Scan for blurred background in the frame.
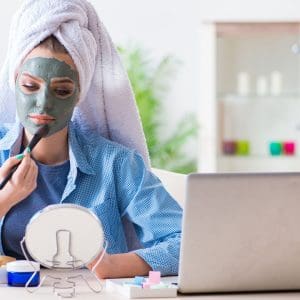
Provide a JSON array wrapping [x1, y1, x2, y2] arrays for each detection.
[[2, 0, 300, 174]]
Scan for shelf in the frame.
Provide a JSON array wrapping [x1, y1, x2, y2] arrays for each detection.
[[218, 94, 300, 101], [219, 155, 300, 159], [218, 155, 300, 172], [216, 22, 300, 38], [198, 22, 300, 173]]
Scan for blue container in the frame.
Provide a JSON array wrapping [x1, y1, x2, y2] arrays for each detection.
[[6, 260, 40, 287], [269, 141, 282, 156]]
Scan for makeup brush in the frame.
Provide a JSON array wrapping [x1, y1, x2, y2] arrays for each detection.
[[0, 125, 50, 190], [26, 125, 50, 153]]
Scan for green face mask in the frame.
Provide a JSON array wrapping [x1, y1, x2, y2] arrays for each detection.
[[15, 57, 79, 136]]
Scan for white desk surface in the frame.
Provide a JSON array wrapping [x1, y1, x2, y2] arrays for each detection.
[[1, 269, 300, 299]]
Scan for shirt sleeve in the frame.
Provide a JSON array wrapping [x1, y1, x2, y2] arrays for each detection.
[[0, 126, 12, 255], [117, 150, 182, 276]]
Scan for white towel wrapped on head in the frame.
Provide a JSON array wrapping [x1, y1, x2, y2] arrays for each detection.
[[0, 0, 150, 167]]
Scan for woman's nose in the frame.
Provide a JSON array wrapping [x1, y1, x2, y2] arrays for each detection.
[[36, 87, 53, 110]]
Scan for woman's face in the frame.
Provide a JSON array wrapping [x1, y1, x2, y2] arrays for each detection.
[[15, 47, 80, 137]]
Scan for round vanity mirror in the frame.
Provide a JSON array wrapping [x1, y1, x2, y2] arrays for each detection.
[[24, 204, 104, 269]]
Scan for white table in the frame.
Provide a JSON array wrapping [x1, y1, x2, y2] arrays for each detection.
[[1, 269, 300, 299]]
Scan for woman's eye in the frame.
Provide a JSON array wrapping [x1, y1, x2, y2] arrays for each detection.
[[22, 84, 39, 91], [54, 88, 73, 97]]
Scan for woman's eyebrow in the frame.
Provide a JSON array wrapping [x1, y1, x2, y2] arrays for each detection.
[[21, 72, 41, 81], [51, 77, 74, 84]]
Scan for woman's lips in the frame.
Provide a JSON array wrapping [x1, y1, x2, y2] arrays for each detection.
[[29, 114, 55, 125]]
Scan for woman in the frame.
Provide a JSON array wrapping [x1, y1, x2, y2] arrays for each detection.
[[0, 0, 182, 279]]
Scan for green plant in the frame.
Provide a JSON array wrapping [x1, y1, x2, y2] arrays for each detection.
[[118, 45, 198, 174]]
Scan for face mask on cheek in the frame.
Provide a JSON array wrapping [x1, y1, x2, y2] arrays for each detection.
[[15, 57, 80, 136]]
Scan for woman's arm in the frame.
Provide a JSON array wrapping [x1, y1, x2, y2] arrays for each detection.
[[89, 150, 182, 279], [114, 151, 182, 277]]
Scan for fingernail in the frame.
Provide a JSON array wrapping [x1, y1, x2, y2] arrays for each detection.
[[25, 147, 31, 154], [15, 153, 25, 160]]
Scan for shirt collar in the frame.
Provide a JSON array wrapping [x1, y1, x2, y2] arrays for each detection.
[[68, 122, 96, 175], [0, 121, 95, 175]]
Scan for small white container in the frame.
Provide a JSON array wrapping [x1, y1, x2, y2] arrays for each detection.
[[256, 75, 268, 96], [237, 72, 250, 96], [6, 260, 40, 287], [270, 71, 283, 96]]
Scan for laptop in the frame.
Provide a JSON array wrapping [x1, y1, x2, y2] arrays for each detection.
[[178, 172, 300, 293]]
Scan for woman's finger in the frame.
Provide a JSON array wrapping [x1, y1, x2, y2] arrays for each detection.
[[13, 154, 31, 182], [24, 160, 38, 189]]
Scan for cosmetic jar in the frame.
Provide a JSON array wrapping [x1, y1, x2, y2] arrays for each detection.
[[6, 260, 40, 287]]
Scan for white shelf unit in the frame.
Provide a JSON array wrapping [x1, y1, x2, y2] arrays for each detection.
[[198, 22, 300, 173], [218, 156, 300, 173]]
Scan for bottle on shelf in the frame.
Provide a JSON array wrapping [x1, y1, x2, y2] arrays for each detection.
[[256, 75, 268, 96], [270, 71, 282, 96], [237, 72, 250, 96]]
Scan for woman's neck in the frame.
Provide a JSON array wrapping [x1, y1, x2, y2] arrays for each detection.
[[23, 127, 69, 165]]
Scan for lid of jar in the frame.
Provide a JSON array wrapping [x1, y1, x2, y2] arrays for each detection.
[[6, 260, 40, 273]]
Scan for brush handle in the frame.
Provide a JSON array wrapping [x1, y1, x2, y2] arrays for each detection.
[[27, 133, 43, 152]]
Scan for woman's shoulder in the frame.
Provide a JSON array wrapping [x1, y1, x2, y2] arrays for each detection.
[[71, 124, 140, 162], [0, 124, 16, 165]]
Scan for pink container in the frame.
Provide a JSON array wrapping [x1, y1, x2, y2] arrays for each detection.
[[222, 140, 236, 155], [283, 141, 295, 155]]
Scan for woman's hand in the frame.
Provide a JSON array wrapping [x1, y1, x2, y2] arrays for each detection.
[[0, 152, 38, 217], [87, 251, 151, 279], [87, 250, 112, 279]]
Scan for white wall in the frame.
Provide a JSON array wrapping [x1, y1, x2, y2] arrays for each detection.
[[1, 0, 300, 157], [88, 0, 300, 124]]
